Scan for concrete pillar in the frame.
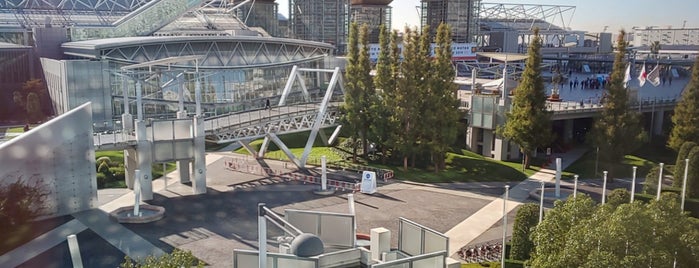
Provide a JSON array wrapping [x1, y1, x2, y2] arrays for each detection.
[[121, 113, 133, 133], [192, 116, 207, 194], [135, 120, 153, 200], [124, 148, 137, 189], [493, 137, 506, 161], [370, 227, 390, 261], [176, 111, 190, 183], [652, 110, 664, 136], [564, 119, 574, 143]]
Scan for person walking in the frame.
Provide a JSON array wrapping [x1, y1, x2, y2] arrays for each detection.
[[265, 98, 271, 110]]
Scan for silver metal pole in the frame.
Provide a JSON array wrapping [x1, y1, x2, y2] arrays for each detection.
[[573, 175, 579, 199], [681, 159, 689, 210], [630, 166, 637, 203], [539, 182, 545, 224], [258, 203, 267, 268], [602, 171, 608, 204], [501, 185, 510, 268], [657, 163, 664, 201], [67, 234, 83, 268]]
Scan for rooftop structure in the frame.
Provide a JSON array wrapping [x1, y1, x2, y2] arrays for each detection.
[[420, 0, 480, 43], [632, 27, 699, 47], [350, 0, 392, 44], [289, 0, 349, 54]]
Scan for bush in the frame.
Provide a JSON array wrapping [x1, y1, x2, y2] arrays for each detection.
[[642, 166, 660, 194], [98, 161, 111, 174], [120, 249, 204, 268], [0, 177, 49, 227], [96, 173, 108, 188], [109, 167, 125, 182], [674, 141, 696, 187], [607, 188, 631, 207], [688, 146, 699, 198], [510, 203, 538, 261]]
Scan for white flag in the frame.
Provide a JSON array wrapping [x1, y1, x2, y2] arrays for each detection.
[[638, 63, 647, 87], [646, 64, 661, 87], [623, 64, 631, 88]]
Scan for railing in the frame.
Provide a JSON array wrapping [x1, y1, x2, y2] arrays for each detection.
[[203, 103, 335, 133], [93, 131, 136, 148], [546, 95, 679, 115]]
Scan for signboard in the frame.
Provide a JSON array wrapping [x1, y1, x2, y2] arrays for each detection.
[[360, 171, 377, 194], [368, 43, 478, 62]]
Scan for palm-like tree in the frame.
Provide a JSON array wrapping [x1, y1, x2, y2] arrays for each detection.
[[650, 41, 661, 59]]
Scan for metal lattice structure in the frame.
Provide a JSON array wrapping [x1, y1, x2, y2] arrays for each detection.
[[207, 104, 341, 143], [479, 2, 576, 32], [62, 36, 334, 68], [0, 0, 152, 27]]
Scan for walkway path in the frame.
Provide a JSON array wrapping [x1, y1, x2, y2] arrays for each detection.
[[445, 147, 587, 256]]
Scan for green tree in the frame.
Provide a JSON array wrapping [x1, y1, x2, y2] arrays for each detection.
[[510, 203, 539, 260], [642, 165, 661, 194], [394, 27, 424, 170], [687, 146, 699, 198], [673, 141, 696, 187], [357, 24, 375, 158], [424, 23, 461, 172], [606, 188, 631, 207], [0, 177, 49, 228], [668, 56, 699, 150], [120, 249, 204, 268], [530, 194, 597, 267], [342, 22, 362, 161], [498, 28, 553, 170], [589, 30, 645, 178], [12, 79, 48, 122], [530, 193, 699, 267], [650, 41, 662, 59], [371, 25, 398, 163]]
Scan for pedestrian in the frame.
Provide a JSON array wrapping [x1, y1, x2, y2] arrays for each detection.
[[661, 76, 666, 86], [669, 75, 672, 85], [265, 98, 271, 110], [569, 80, 573, 90]]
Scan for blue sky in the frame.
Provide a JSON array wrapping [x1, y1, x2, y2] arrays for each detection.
[[278, 0, 699, 33]]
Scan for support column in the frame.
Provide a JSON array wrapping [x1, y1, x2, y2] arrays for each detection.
[[564, 119, 574, 143], [493, 136, 506, 161], [192, 116, 207, 194], [124, 148, 137, 189], [121, 113, 133, 133], [177, 111, 190, 183], [652, 110, 664, 136], [135, 120, 153, 200]]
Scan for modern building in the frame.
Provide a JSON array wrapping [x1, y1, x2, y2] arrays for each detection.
[[232, 0, 281, 37], [420, 0, 480, 43], [350, 0, 392, 43], [632, 27, 699, 47], [289, 0, 349, 53]]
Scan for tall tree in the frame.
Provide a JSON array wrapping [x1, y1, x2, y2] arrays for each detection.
[[395, 27, 423, 170], [342, 22, 362, 162], [357, 24, 375, 158], [510, 203, 539, 261], [673, 141, 696, 187], [650, 41, 662, 59], [589, 30, 645, 177], [668, 56, 699, 151], [370, 25, 398, 163], [425, 23, 461, 172], [530, 193, 699, 267], [498, 28, 553, 169], [687, 146, 699, 198]]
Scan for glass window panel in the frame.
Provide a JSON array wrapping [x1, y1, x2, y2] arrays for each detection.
[[173, 119, 192, 139], [153, 142, 174, 162], [400, 222, 422, 256], [153, 121, 173, 140], [413, 255, 445, 268], [320, 215, 354, 247], [174, 140, 194, 159], [483, 97, 494, 113], [472, 113, 482, 128], [424, 232, 447, 254], [483, 114, 493, 129]]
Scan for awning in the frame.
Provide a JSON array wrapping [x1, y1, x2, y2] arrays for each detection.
[[476, 52, 528, 62]]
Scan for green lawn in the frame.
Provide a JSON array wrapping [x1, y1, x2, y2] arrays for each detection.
[[565, 142, 676, 180], [95, 150, 177, 188]]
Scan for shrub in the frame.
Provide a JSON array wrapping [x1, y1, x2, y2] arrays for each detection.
[[0, 177, 49, 227], [687, 146, 699, 198], [96, 173, 108, 188], [642, 166, 660, 194], [96, 156, 112, 165], [98, 161, 111, 174], [109, 167, 125, 182], [606, 188, 630, 207], [674, 141, 696, 187], [120, 249, 204, 268], [510, 203, 539, 261]]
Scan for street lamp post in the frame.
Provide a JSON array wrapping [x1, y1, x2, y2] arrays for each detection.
[[657, 163, 664, 200], [681, 159, 689, 210], [602, 171, 608, 204], [501, 185, 510, 268], [630, 166, 637, 203]]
